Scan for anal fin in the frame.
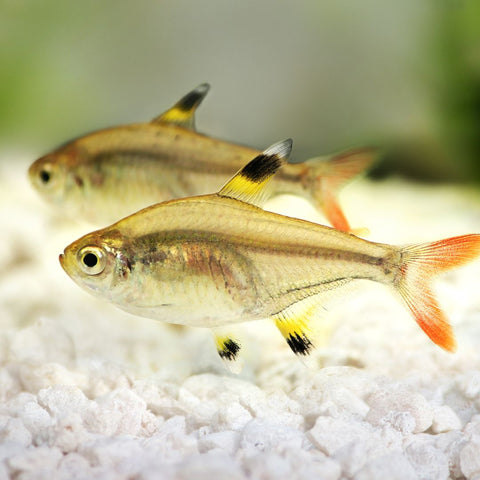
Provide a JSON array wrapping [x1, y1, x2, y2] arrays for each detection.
[[272, 298, 327, 356]]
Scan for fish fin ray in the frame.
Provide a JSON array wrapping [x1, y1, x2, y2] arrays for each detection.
[[322, 189, 352, 234], [397, 234, 480, 352], [152, 83, 210, 129], [306, 147, 378, 232], [218, 139, 292, 207], [272, 297, 327, 356], [213, 329, 243, 373]]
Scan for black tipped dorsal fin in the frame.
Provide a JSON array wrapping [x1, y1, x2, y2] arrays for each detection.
[[152, 83, 211, 130], [218, 139, 292, 207]]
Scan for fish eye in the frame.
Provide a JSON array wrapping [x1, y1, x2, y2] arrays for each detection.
[[36, 162, 56, 187], [40, 169, 51, 184], [77, 246, 107, 275]]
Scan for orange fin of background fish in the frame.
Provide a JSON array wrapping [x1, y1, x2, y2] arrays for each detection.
[[152, 83, 210, 130], [307, 147, 378, 232], [397, 234, 480, 352], [218, 139, 292, 207], [322, 189, 352, 233]]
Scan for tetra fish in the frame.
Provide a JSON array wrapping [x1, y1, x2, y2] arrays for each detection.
[[59, 139, 480, 365], [29, 83, 375, 230]]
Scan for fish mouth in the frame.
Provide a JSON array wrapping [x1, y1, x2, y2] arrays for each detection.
[[59, 253, 65, 268]]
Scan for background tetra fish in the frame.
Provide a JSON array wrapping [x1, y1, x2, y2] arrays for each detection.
[[29, 84, 375, 230], [59, 139, 480, 366]]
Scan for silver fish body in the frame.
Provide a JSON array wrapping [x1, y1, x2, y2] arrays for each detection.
[[61, 194, 398, 328], [30, 84, 375, 231], [60, 139, 480, 359]]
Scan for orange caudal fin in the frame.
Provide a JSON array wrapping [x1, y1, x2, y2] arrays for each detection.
[[397, 234, 480, 351], [305, 147, 377, 233]]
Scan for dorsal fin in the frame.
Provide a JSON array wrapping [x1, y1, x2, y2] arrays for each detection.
[[152, 83, 210, 130], [218, 139, 292, 207]]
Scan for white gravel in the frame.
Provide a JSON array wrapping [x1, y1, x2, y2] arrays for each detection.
[[2, 153, 480, 479]]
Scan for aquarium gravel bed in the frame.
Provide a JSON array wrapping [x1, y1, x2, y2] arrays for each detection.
[[2, 156, 480, 479]]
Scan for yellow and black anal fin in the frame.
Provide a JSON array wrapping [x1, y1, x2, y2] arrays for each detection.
[[213, 330, 243, 373], [272, 299, 322, 357], [218, 139, 292, 207], [152, 83, 211, 130]]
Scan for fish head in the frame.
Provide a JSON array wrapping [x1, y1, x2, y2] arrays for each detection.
[[59, 229, 133, 302], [28, 145, 88, 211]]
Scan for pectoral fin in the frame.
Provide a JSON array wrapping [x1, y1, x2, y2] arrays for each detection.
[[152, 83, 210, 130], [213, 329, 243, 373], [218, 139, 292, 207]]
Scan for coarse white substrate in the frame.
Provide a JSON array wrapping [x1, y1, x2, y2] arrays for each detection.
[[2, 154, 480, 480]]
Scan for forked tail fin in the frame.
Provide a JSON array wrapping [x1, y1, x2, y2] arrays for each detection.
[[305, 147, 377, 233], [396, 234, 480, 351]]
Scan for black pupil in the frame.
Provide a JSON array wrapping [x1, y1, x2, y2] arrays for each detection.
[[83, 253, 98, 268], [40, 170, 51, 183]]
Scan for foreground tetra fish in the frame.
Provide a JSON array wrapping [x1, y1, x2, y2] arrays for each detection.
[[59, 140, 480, 363], [29, 83, 374, 231]]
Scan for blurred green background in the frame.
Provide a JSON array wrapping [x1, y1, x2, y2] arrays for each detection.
[[1, 0, 479, 181]]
